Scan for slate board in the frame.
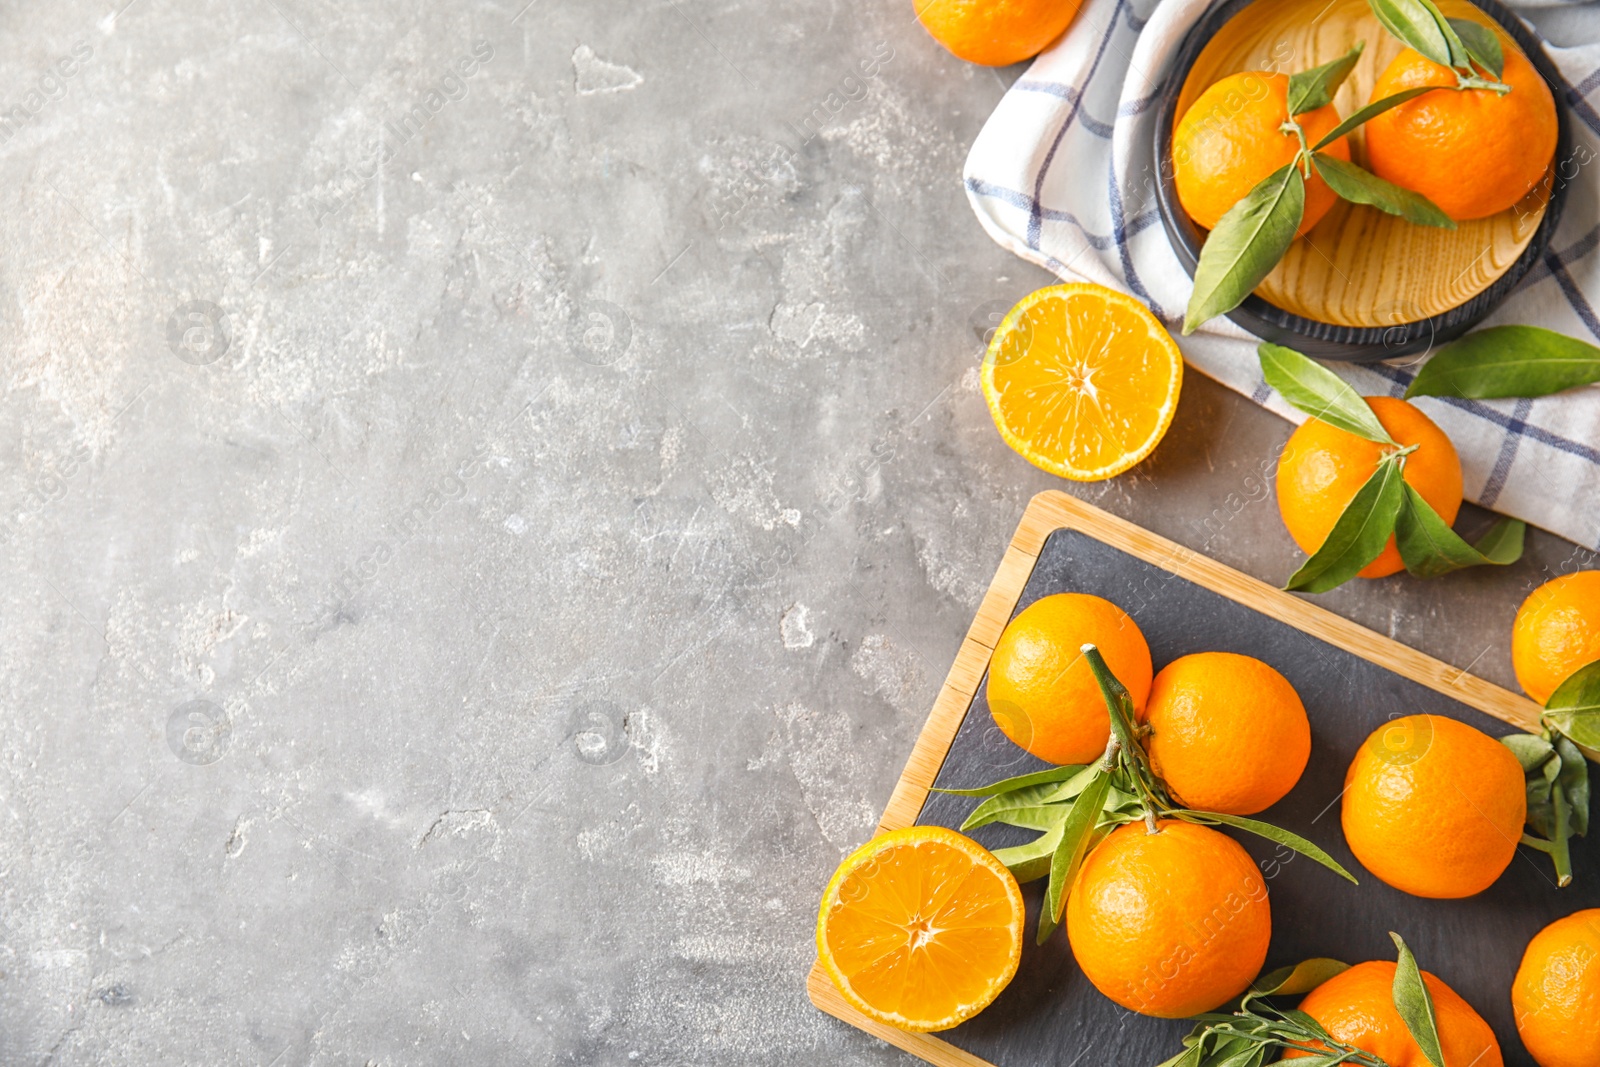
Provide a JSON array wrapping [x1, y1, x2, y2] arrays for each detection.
[[808, 493, 1594, 1067]]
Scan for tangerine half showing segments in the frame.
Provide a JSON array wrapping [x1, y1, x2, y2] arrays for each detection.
[[986, 592, 1153, 765], [981, 284, 1183, 482], [1066, 820, 1271, 1018], [1341, 714, 1525, 899], [1144, 652, 1311, 815], [1173, 71, 1351, 237], [1276, 397, 1462, 580], [1513, 909, 1600, 1067], [816, 825, 1025, 1032], [1284, 960, 1503, 1066]]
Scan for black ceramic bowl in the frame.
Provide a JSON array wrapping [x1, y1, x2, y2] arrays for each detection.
[[1152, 0, 1572, 361]]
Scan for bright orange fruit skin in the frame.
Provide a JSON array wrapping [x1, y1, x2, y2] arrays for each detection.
[[1284, 960, 1503, 1066], [1341, 714, 1526, 899], [1513, 909, 1600, 1067], [1066, 820, 1271, 1018], [987, 593, 1154, 765], [1276, 396, 1463, 579], [1365, 37, 1557, 221], [1512, 571, 1600, 704], [914, 0, 1085, 67], [1173, 71, 1352, 238], [816, 825, 1025, 1032], [1144, 652, 1311, 815], [981, 283, 1185, 482]]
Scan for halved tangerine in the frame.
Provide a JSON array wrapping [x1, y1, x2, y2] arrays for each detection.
[[816, 825, 1024, 1032], [982, 284, 1183, 481]]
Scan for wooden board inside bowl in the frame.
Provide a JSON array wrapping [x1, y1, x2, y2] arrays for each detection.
[[807, 491, 1590, 1067], [1175, 0, 1551, 328]]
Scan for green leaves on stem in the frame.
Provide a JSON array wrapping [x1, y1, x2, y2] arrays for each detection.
[[1261, 343, 1525, 593], [1502, 660, 1600, 886], [1152, 936, 1446, 1067], [1405, 326, 1600, 400], [1367, 0, 1509, 91], [944, 645, 1354, 944], [1183, 48, 1453, 334]]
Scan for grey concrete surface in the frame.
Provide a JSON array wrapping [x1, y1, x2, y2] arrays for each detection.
[[1, 1, 1595, 1064]]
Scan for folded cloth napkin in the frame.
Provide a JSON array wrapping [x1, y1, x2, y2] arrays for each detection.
[[964, 0, 1600, 550]]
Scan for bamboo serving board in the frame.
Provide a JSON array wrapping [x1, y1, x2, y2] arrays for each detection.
[[807, 491, 1588, 1067], [1174, 0, 1551, 328]]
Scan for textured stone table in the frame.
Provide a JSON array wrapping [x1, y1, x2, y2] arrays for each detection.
[[1, 1, 1594, 1063]]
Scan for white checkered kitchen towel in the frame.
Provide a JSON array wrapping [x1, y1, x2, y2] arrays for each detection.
[[964, 0, 1600, 549]]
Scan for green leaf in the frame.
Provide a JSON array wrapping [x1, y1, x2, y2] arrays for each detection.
[[962, 781, 1063, 831], [1184, 165, 1305, 334], [1280, 1009, 1334, 1041], [1556, 734, 1590, 837], [1390, 933, 1447, 1067], [1288, 42, 1365, 114], [1404, 326, 1600, 400], [1174, 810, 1359, 883], [1311, 154, 1455, 229], [979, 804, 1075, 832], [1526, 749, 1562, 839], [1038, 769, 1112, 944], [1247, 958, 1351, 1001], [1500, 732, 1556, 773], [1284, 456, 1406, 593], [1367, 0, 1454, 66], [1157, 1044, 1206, 1067], [931, 765, 1084, 797], [1544, 660, 1600, 750], [1314, 86, 1438, 150], [1449, 18, 1504, 77], [1394, 483, 1525, 578], [1038, 763, 1104, 804], [990, 821, 1065, 883], [1259, 342, 1395, 443]]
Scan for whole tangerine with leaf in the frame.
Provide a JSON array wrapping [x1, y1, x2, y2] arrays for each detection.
[[1363, 20, 1558, 221], [986, 592, 1153, 765], [914, 0, 1084, 67], [815, 825, 1024, 1032], [1259, 343, 1523, 593], [1157, 935, 1498, 1067], [1144, 651, 1311, 815], [1285, 953, 1503, 1066], [1342, 713, 1526, 898], [1173, 71, 1351, 238], [1277, 394, 1462, 580], [1513, 908, 1600, 1067], [1512, 571, 1600, 704]]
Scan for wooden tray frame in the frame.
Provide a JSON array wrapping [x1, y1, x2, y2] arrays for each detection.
[[806, 490, 1545, 1067]]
